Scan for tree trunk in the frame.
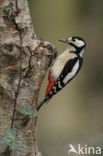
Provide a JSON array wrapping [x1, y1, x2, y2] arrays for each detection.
[[0, 0, 56, 155]]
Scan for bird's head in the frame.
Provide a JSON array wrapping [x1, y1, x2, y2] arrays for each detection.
[[59, 36, 86, 54]]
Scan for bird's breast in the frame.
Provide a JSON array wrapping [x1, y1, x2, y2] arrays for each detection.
[[50, 50, 77, 81]]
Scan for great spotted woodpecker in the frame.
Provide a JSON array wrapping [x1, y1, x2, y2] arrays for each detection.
[[37, 36, 86, 111]]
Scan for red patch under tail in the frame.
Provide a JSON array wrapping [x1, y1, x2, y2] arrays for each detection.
[[45, 71, 54, 96]]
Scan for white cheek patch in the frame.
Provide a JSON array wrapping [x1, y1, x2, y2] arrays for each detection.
[[63, 60, 79, 84], [75, 39, 84, 47]]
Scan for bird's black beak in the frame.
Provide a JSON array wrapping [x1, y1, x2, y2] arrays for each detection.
[[58, 39, 70, 44]]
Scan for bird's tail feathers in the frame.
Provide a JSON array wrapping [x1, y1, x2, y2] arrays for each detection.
[[37, 96, 49, 111]]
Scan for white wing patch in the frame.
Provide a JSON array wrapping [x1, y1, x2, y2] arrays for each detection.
[[58, 81, 62, 89], [63, 60, 79, 84], [53, 86, 57, 93]]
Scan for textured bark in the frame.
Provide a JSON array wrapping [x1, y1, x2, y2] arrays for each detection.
[[0, 0, 56, 155]]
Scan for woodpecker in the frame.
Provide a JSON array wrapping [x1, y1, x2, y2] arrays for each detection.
[[37, 36, 86, 111]]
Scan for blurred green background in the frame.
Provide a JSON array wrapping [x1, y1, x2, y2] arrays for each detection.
[[29, 0, 103, 155]]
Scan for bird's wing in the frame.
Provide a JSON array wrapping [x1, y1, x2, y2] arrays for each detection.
[[60, 57, 78, 77]]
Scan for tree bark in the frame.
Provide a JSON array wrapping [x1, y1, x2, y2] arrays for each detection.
[[0, 0, 56, 155]]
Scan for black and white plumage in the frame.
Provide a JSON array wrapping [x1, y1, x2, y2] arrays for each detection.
[[37, 36, 86, 111]]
